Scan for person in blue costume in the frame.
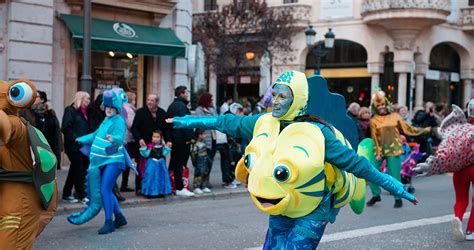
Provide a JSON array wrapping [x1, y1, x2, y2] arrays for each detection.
[[167, 71, 417, 248], [67, 88, 133, 235]]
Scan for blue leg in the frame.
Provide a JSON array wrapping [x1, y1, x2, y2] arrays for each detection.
[[285, 219, 327, 249], [263, 215, 294, 250], [98, 163, 123, 234]]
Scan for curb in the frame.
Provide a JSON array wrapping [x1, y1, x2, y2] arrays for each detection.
[[56, 188, 249, 216]]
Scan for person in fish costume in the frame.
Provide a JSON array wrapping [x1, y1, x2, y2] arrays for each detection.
[[365, 90, 430, 208], [0, 80, 58, 249], [168, 71, 416, 248], [414, 102, 474, 241], [67, 88, 136, 235]]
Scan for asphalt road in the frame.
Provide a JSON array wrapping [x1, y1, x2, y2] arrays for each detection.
[[35, 174, 474, 249]]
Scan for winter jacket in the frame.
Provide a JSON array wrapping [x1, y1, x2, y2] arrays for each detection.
[[61, 105, 93, 153]]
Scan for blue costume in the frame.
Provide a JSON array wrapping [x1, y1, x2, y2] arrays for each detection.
[[140, 143, 172, 196], [172, 71, 415, 248], [67, 88, 135, 235]]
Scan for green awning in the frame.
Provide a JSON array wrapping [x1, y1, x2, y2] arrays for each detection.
[[60, 14, 185, 57]]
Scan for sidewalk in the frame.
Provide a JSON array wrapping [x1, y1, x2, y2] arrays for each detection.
[[56, 156, 247, 215]]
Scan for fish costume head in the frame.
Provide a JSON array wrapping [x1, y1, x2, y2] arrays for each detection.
[[271, 71, 308, 121], [0, 80, 37, 115], [102, 87, 128, 113]]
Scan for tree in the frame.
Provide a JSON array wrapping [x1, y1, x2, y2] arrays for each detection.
[[193, 0, 297, 101]]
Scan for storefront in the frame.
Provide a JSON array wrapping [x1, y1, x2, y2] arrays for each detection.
[[305, 40, 371, 106], [60, 14, 186, 106]]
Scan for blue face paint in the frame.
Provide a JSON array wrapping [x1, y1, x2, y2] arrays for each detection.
[[272, 84, 293, 118]]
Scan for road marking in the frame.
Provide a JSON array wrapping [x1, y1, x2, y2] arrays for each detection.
[[246, 212, 470, 249]]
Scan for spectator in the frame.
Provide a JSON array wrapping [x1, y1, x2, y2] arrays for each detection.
[[191, 129, 210, 194], [194, 92, 217, 192], [31, 90, 63, 169], [412, 101, 439, 159], [131, 94, 168, 194], [167, 86, 195, 197], [61, 91, 93, 203], [121, 92, 137, 192], [357, 106, 371, 139], [397, 105, 411, 125], [220, 96, 233, 114], [347, 102, 364, 143], [252, 95, 266, 115]]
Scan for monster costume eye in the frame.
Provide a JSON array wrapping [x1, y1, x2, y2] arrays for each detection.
[[8, 81, 35, 107], [273, 165, 290, 182], [244, 153, 256, 170], [120, 92, 128, 102]]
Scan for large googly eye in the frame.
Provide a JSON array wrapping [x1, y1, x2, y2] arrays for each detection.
[[244, 152, 256, 170], [273, 165, 291, 183], [8, 80, 36, 108], [120, 92, 128, 103]]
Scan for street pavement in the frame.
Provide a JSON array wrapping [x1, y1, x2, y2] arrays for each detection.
[[36, 172, 474, 249]]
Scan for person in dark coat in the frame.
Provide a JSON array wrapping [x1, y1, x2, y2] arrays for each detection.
[[32, 91, 63, 169], [166, 86, 195, 196], [131, 94, 169, 194], [412, 101, 439, 160], [61, 91, 93, 203], [347, 102, 364, 143]]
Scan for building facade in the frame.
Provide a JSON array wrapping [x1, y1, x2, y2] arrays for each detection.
[[194, 0, 474, 109], [0, 0, 193, 118]]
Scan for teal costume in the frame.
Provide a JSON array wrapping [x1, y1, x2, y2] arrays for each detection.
[[172, 72, 414, 248], [67, 88, 134, 235]]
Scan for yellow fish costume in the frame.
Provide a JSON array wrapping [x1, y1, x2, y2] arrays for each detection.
[[172, 71, 415, 248]]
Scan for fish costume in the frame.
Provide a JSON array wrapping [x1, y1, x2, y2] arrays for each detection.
[[414, 103, 474, 240], [0, 80, 58, 249], [172, 71, 415, 248], [67, 88, 136, 235]]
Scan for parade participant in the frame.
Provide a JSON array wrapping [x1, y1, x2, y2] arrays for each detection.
[[415, 102, 474, 241], [167, 71, 416, 248], [0, 80, 58, 249], [367, 90, 430, 208], [139, 130, 172, 197], [67, 88, 134, 235]]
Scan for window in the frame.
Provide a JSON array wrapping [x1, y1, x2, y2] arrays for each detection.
[[283, 0, 298, 3], [204, 0, 218, 11], [470, 0, 474, 6]]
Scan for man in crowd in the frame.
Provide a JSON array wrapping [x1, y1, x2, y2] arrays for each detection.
[[131, 94, 168, 194], [167, 86, 195, 197]]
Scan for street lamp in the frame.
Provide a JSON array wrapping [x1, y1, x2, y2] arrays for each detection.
[[305, 26, 335, 75]]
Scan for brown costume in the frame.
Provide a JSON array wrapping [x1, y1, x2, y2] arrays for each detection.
[[0, 80, 57, 249]]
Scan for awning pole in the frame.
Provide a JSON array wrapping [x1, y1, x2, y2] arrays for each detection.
[[80, 0, 92, 93]]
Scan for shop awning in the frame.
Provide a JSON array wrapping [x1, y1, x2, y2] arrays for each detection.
[[60, 14, 185, 57]]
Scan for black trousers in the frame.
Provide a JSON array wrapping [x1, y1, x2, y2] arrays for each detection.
[[63, 151, 89, 200], [209, 143, 233, 184], [122, 142, 138, 189], [169, 141, 190, 191]]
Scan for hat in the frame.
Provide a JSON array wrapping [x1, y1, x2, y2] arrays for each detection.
[[229, 102, 243, 114]]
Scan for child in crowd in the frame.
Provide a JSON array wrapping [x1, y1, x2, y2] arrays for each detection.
[[191, 129, 211, 194], [139, 130, 172, 198]]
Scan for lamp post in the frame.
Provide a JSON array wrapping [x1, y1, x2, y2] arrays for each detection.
[[80, 0, 92, 93], [305, 26, 335, 75]]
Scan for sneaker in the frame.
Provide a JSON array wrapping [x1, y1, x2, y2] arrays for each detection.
[[452, 217, 465, 240], [176, 189, 195, 197], [81, 198, 90, 205], [194, 188, 204, 194], [393, 199, 403, 208], [466, 231, 474, 241], [366, 196, 381, 207], [202, 187, 212, 193], [232, 179, 241, 186], [63, 196, 79, 203], [224, 183, 238, 189]]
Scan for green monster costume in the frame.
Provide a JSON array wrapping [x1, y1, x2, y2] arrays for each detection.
[[366, 90, 429, 208]]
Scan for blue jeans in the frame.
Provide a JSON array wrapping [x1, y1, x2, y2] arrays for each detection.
[[101, 163, 123, 220]]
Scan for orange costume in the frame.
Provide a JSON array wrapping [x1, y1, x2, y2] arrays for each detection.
[[0, 80, 57, 249]]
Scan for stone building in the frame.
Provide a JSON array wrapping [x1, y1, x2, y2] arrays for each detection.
[[194, 0, 473, 109], [0, 0, 193, 118]]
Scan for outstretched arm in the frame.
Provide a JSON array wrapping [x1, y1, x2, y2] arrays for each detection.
[[169, 113, 263, 140], [0, 110, 12, 145], [320, 124, 416, 204]]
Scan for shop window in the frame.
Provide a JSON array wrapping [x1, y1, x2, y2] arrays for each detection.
[[78, 51, 141, 99], [204, 0, 218, 11], [306, 40, 367, 68], [469, 0, 474, 6], [284, 0, 298, 3]]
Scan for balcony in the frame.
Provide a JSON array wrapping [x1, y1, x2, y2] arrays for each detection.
[[361, 0, 451, 29], [272, 4, 312, 28], [461, 7, 474, 34]]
